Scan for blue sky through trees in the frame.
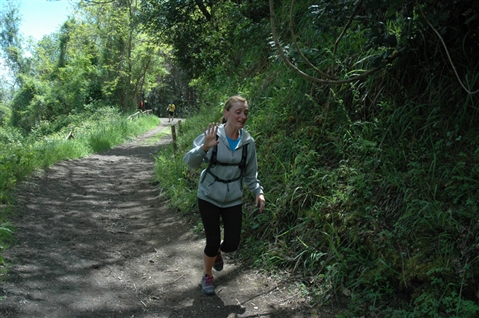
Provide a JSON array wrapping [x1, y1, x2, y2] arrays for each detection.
[[16, 0, 73, 40]]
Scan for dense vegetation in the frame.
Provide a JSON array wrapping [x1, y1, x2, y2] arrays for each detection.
[[149, 0, 479, 317], [2, 0, 479, 316]]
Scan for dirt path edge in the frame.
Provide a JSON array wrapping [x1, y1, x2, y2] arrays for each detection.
[[0, 120, 341, 318]]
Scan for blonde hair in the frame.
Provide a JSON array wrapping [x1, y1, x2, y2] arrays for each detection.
[[221, 95, 248, 124]]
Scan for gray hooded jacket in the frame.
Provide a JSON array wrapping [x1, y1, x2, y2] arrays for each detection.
[[184, 124, 263, 208]]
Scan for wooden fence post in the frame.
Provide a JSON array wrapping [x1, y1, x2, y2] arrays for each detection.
[[171, 125, 177, 153]]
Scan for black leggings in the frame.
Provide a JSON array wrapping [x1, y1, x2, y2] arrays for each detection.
[[198, 198, 243, 257]]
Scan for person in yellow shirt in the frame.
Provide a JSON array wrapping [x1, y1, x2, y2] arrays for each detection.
[[167, 103, 176, 122]]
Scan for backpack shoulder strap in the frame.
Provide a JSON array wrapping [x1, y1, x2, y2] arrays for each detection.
[[200, 138, 248, 185], [239, 143, 248, 172]]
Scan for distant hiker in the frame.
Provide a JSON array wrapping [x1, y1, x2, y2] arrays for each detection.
[[139, 100, 143, 110], [167, 103, 176, 122], [184, 95, 265, 295]]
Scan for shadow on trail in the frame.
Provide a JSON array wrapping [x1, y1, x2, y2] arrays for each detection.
[[1, 125, 318, 317], [1, 130, 186, 316]]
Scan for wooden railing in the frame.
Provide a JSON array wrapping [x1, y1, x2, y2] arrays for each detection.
[[127, 109, 152, 120]]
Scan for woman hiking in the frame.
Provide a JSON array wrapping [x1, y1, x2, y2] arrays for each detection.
[[184, 95, 265, 295]]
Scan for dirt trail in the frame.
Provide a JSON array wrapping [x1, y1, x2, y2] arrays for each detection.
[[0, 120, 338, 318]]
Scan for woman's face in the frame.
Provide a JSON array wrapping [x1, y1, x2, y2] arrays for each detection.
[[224, 101, 249, 130]]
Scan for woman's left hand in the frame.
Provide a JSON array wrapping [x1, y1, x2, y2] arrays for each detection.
[[256, 194, 265, 213]]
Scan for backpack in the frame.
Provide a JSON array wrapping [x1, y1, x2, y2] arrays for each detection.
[[201, 135, 248, 187]]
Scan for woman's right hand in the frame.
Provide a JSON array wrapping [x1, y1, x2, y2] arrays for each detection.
[[202, 123, 219, 152]]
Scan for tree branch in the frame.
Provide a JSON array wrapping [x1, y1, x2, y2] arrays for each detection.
[[269, 0, 389, 85], [288, 0, 337, 80], [419, 5, 479, 95], [194, 0, 212, 21], [333, 0, 364, 55]]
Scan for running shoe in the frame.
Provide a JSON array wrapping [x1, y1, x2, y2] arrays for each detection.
[[200, 274, 215, 295]]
